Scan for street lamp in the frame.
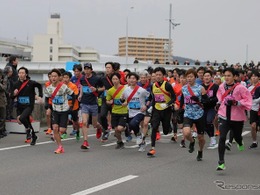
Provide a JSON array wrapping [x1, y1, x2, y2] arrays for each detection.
[[125, 6, 134, 65], [168, 4, 180, 63]]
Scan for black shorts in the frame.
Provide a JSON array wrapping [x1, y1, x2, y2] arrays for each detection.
[[111, 113, 128, 128], [250, 110, 259, 124], [52, 111, 69, 128], [177, 109, 184, 124], [183, 116, 205, 135], [69, 109, 79, 122], [151, 107, 172, 135]]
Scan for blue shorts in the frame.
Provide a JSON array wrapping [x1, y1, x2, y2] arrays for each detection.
[[80, 104, 98, 116]]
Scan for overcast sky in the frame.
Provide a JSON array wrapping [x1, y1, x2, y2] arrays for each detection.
[[1, 0, 259, 64]]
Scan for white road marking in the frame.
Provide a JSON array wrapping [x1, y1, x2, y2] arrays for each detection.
[[70, 175, 138, 195], [0, 133, 95, 152]]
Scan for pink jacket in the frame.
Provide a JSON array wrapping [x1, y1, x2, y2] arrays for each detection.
[[217, 83, 252, 121]]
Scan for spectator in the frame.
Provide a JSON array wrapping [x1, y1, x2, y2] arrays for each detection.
[[3, 66, 13, 120], [0, 69, 8, 138]]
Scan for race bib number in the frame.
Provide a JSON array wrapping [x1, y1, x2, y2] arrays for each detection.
[[114, 98, 122, 105], [18, 96, 30, 104], [103, 90, 107, 97], [184, 95, 193, 104], [128, 101, 141, 109], [154, 94, 165, 102], [67, 94, 72, 100], [82, 86, 92, 94], [52, 96, 64, 105], [207, 90, 213, 97]]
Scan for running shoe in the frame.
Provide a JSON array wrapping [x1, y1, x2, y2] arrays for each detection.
[[225, 142, 232, 151], [180, 139, 186, 148], [70, 130, 77, 136], [24, 138, 31, 143], [25, 129, 32, 143], [237, 142, 245, 151], [101, 131, 110, 142], [147, 149, 156, 157], [136, 133, 143, 145], [196, 151, 203, 161], [249, 142, 258, 149], [54, 146, 64, 154], [30, 135, 38, 146], [216, 163, 226, 171], [96, 128, 102, 139], [115, 141, 124, 149], [81, 140, 90, 149], [46, 128, 52, 135], [156, 132, 161, 141], [61, 133, 68, 139], [171, 133, 177, 142], [188, 139, 195, 153], [126, 135, 133, 142], [138, 141, 147, 152], [207, 137, 217, 149], [192, 131, 197, 138], [215, 129, 220, 136]]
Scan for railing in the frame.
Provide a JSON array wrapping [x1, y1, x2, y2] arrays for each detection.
[[0, 61, 200, 72]]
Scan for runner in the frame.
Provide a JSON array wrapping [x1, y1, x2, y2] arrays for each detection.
[[44, 69, 75, 153], [181, 69, 207, 161], [45, 72, 53, 135], [106, 73, 127, 149], [78, 63, 104, 150], [147, 67, 176, 157], [63, 71, 80, 141], [12, 67, 43, 145], [202, 70, 219, 149], [70, 64, 83, 135], [137, 70, 152, 152], [121, 72, 150, 148], [247, 70, 260, 149], [99, 62, 114, 141], [216, 67, 252, 171]]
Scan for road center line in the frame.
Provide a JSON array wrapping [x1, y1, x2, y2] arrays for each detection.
[[71, 175, 138, 195]]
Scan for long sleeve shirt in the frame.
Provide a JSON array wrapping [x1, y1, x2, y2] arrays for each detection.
[[217, 83, 252, 121]]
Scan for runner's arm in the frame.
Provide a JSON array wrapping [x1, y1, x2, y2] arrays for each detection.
[[165, 82, 176, 106]]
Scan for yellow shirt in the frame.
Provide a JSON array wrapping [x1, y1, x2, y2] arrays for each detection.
[[106, 86, 128, 114], [153, 81, 171, 110]]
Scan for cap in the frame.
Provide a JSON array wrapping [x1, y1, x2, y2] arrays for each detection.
[[214, 75, 221, 79], [84, 63, 93, 70]]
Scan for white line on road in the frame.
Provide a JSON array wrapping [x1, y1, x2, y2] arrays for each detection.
[[70, 175, 139, 195], [0, 133, 96, 152]]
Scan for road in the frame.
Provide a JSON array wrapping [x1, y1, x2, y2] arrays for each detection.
[[0, 122, 260, 195]]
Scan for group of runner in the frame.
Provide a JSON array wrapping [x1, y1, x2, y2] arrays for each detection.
[[12, 62, 260, 171]]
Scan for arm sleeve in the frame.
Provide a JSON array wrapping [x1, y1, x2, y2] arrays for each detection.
[[165, 82, 176, 106], [238, 86, 253, 110]]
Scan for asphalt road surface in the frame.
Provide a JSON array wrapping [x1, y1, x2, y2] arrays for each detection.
[[0, 122, 260, 195]]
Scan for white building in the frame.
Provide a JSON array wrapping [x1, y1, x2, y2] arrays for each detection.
[[32, 13, 99, 62]]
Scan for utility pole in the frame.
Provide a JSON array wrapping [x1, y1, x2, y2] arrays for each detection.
[[168, 4, 180, 63]]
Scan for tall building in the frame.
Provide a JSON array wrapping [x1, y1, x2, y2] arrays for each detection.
[[32, 14, 99, 62], [118, 36, 172, 64]]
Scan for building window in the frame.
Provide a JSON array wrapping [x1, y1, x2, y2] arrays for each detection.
[[50, 46, 53, 53], [50, 38, 53, 44], [49, 55, 53, 61]]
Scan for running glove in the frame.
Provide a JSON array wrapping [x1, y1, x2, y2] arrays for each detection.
[[226, 100, 238, 106]]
